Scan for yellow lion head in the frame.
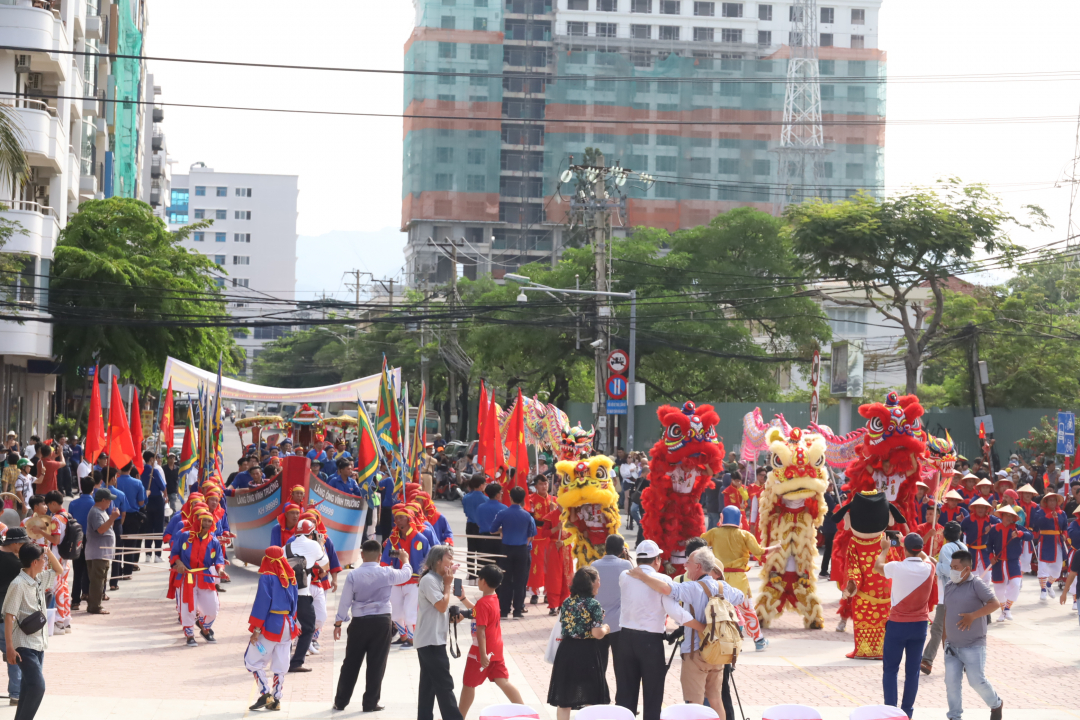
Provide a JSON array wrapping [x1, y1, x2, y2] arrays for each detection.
[[556, 456, 619, 511], [764, 426, 829, 502]]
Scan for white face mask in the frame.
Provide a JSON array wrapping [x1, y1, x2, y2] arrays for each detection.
[[949, 568, 967, 584]]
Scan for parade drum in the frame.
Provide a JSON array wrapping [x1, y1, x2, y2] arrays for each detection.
[[661, 704, 719, 720], [575, 706, 636, 720], [478, 705, 540, 720], [849, 706, 906, 720], [762, 706, 823, 720]]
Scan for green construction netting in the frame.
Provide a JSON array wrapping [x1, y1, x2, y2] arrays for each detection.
[[111, 0, 143, 198]]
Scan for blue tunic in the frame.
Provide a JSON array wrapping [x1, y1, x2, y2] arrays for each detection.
[[1030, 507, 1068, 562], [430, 514, 454, 545], [248, 573, 298, 642], [987, 524, 1032, 582], [960, 514, 999, 566]]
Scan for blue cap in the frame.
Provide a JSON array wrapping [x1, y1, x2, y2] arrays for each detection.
[[721, 505, 742, 527]]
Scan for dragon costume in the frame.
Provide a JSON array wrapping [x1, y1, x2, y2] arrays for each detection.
[[641, 401, 725, 573], [755, 426, 829, 629], [555, 455, 622, 567]]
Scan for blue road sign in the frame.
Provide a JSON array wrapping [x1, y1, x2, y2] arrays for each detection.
[[1057, 411, 1075, 456], [606, 399, 627, 415], [606, 375, 627, 400]]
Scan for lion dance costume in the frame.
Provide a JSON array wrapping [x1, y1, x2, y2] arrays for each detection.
[[755, 426, 829, 629], [641, 401, 724, 573], [555, 455, 622, 567]]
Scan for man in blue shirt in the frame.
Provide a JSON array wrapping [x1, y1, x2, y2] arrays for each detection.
[[329, 460, 363, 496], [309, 458, 329, 484], [116, 463, 147, 578], [376, 473, 396, 541], [68, 476, 96, 610], [307, 443, 329, 467], [460, 474, 487, 578], [106, 469, 129, 590], [491, 485, 536, 618]]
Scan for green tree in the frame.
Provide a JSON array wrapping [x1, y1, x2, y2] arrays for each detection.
[[785, 181, 1046, 393], [1016, 415, 1057, 457], [0, 105, 31, 293], [49, 198, 241, 388]]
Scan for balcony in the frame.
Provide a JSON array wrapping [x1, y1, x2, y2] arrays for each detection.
[[0, 1, 71, 80], [0, 199, 61, 258], [2, 98, 65, 172], [152, 106, 164, 123], [152, 133, 164, 152], [84, 14, 100, 39], [79, 173, 97, 198], [151, 157, 163, 179]]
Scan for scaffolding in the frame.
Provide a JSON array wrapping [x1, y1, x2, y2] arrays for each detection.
[[110, 0, 143, 198]]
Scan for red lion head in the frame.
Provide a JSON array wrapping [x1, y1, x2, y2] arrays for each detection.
[[650, 401, 724, 481], [853, 391, 926, 480]]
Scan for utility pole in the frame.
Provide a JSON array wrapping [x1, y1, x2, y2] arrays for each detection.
[[593, 151, 610, 453]]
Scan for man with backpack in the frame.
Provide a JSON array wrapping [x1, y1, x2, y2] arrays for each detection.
[[628, 546, 744, 720], [45, 491, 83, 634]]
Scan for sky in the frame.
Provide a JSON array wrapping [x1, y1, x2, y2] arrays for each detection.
[[148, 0, 1080, 295]]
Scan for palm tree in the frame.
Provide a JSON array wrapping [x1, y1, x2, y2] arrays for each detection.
[[0, 102, 30, 196]]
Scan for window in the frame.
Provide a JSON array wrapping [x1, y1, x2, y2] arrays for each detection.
[[596, 22, 617, 37], [593, 131, 614, 143], [659, 0, 679, 14], [234, 233, 251, 243], [435, 173, 453, 190], [752, 159, 770, 175], [851, 8, 865, 24], [567, 0, 587, 8], [631, 0, 652, 11], [848, 86, 865, 101], [214, 278, 225, 288], [820, 84, 834, 99], [694, 1, 714, 15], [849, 60, 866, 76], [656, 134, 677, 145], [789, 5, 802, 21], [758, 3, 771, 20], [235, 210, 251, 220], [758, 30, 771, 45], [194, 186, 206, 196], [657, 80, 677, 93], [470, 71, 488, 87], [441, 15, 455, 29], [719, 81, 739, 96], [475, 0, 488, 5], [789, 31, 805, 45], [694, 27, 713, 41], [470, 44, 489, 59], [659, 25, 679, 39], [692, 80, 713, 94], [820, 6, 833, 23], [437, 94, 456, 101], [688, 158, 710, 173], [439, 69, 456, 85], [473, 17, 487, 30], [437, 147, 454, 163], [598, 0, 617, 10], [216, 187, 227, 197], [194, 232, 205, 242], [170, 189, 189, 206], [466, 149, 485, 165], [169, 212, 188, 223], [631, 24, 651, 38], [820, 33, 833, 46], [819, 59, 835, 75], [851, 34, 865, 48], [213, 255, 225, 265], [194, 209, 205, 219], [439, 42, 456, 58], [756, 81, 772, 96], [655, 182, 677, 198], [721, 2, 741, 17], [721, 28, 742, 42], [718, 158, 738, 174], [466, 175, 486, 192], [232, 278, 249, 288], [234, 187, 252, 197], [567, 21, 587, 36], [215, 209, 227, 220], [655, 156, 677, 172], [845, 163, 864, 180], [822, 162, 833, 178], [233, 256, 250, 265], [826, 307, 867, 335], [443, 0, 454, 4], [215, 232, 226, 242], [253, 325, 290, 341]]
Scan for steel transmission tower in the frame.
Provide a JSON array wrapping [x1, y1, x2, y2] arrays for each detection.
[[775, 0, 829, 213]]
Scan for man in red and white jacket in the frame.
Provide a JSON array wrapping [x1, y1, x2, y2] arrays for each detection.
[[876, 531, 937, 719]]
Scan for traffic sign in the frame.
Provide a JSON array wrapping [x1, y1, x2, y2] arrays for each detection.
[[607, 349, 629, 375], [606, 374, 627, 400], [606, 399, 627, 415], [1057, 411, 1075, 456]]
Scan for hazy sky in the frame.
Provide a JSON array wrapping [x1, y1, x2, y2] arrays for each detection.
[[148, 0, 1080, 291]]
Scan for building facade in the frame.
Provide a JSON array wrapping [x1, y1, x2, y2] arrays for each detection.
[[167, 166, 299, 377], [140, 73, 170, 220], [401, 0, 884, 286]]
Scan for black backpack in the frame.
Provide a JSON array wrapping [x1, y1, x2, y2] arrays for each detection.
[[57, 512, 84, 561], [284, 543, 308, 589]]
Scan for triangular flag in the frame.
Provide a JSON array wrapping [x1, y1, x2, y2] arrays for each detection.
[[107, 377, 136, 470], [85, 366, 107, 464], [129, 386, 144, 475]]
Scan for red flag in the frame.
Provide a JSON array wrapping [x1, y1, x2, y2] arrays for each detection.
[[978, 422, 985, 440], [85, 367, 107, 464], [505, 387, 529, 496], [129, 386, 144, 475], [107, 377, 136, 470], [485, 388, 508, 501], [160, 379, 175, 453], [477, 381, 489, 469]]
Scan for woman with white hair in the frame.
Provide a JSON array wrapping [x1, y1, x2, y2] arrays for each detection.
[[416, 545, 465, 720]]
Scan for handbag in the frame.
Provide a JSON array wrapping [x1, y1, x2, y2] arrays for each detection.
[[543, 610, 562, 664], [18, 610, 47, 636]]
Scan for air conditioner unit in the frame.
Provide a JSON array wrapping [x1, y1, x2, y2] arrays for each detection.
[[24, 74, 43, 91], [15, 56, 31, 74]]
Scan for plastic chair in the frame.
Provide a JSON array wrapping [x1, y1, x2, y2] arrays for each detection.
[[661, 704, 720, 720], [762, 705, 823, 720], [478, 705, 539, 720], [849, 706, 907, 720], [575, 705, 637, 720]]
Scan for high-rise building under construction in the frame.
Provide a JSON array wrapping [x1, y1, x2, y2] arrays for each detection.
[[402, 0, 884, 286]]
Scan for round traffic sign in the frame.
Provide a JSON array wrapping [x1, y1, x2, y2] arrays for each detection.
[[606, 374, 627, 400], [607, 349, 629, 375]]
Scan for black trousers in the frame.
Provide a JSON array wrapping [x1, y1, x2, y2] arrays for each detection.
[[290, 595, 316, 669], [334, 614, 392, 710], [820, 532, 835, 576], [145, 505, 165, 558], [377, 508, 392, 542], [416, 644, 463, 720], [600, 629, 623, 684], [615, 628, 668, 720], [71, 546, 89, 606], [465, 522, 479, 578], [110, 522, 123, 587], [497, 544, 531, 616]]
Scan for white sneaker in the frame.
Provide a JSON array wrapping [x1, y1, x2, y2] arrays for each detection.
[[835, 617, 847, 633], [1047, 585, 1057, 599], [1003, 608, 1013, 620], [154, 556, 164, 563], [312, 640, 320, 651], [1072, 601, 1078, 611], [1040, 589, 1049, 602], [995, 613, 1007, 623], [307, 645, 320, 655]]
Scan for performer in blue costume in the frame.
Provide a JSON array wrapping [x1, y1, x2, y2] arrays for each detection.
[[987, 505, 1032, 621], [244, 545, 299, 712], [171, 507, 224, 645]]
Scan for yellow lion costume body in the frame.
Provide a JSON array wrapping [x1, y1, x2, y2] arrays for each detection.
[[555, 456, 622, 567], [755, 426, 829, 629]]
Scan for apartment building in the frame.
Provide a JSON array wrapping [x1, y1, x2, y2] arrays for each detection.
[[140, 73, 170, 220], [401, 0, 884, 286], [167, 166, 299, 377]]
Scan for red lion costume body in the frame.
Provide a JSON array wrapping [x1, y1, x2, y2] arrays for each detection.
[[641, 401, 725, 574], [820, 391, 926, 629]]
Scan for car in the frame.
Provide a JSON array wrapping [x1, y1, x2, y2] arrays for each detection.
[[242, 405, 256, 419]]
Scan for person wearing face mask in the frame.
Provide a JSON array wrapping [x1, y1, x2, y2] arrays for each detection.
[[941, 550, 1003, 720], [921, 522, 967, 676]]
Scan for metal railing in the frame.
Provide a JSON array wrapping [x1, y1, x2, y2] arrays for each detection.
[[0, 199, 60, 221], [1, 97, 59, 117]]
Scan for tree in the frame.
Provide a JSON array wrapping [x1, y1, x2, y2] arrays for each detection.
[[50, 198, 241, 388], [0, 105, 31, 294], [785, 181, 1046, 393], [1016, 415, 1057, 458]]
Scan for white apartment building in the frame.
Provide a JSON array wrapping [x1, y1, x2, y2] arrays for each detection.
[[167, 166, 299, 377], [140, 73, 170, 221]]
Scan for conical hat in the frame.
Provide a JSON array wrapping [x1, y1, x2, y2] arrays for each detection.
[[1017, 484, 1039, 495], [995, 504, 1018, 517], [969, 497, 992, 509], [944, 490, 964, 501]]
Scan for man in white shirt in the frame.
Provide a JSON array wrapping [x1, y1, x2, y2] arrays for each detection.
[[616, 539, 706, 720], [286, 518, 329, 673]]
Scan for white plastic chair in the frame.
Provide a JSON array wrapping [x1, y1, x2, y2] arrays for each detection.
[[762, 705, 823, 720], [478, 705, 540, 720], [575, 705, 638, 720], [661, 704, 720, 720], [849, 706, 907, 720]]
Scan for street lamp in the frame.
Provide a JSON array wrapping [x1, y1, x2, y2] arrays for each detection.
[[510, 274, 639, 451]]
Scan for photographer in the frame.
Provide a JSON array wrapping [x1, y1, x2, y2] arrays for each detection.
[[415, 546, 464, 720], [286, 518, 329, 673]]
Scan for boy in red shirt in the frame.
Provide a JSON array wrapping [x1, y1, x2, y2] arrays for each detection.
[[455, 564, 524, 717]]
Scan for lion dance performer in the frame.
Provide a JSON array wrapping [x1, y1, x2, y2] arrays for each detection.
[[755, 426, 829, 630], [555, 456, 621, 567], [244, 545, 299, 712], [641, 401, 724, 574], [832, 491, 906, 659]]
